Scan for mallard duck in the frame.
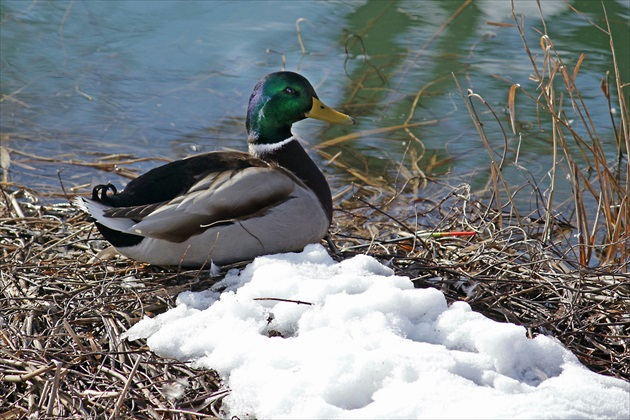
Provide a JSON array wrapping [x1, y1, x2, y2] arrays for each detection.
[[75, 71, 355, 267]]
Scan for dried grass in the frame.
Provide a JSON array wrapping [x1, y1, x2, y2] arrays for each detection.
[[1, 190, 229, 419], [2, 176, 628, 418]]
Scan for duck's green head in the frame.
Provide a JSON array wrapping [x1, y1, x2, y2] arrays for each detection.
[[246, 71, 355, 145]]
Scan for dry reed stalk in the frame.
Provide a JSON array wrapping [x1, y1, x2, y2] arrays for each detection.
[[446, 2, 628, 268], [504, 2, 629, 266]]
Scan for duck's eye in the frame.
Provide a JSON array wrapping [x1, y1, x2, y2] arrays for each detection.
[[283, 87, 296, 95]]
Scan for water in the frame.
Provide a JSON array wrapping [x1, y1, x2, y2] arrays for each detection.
[[1, 0, 628, 210]]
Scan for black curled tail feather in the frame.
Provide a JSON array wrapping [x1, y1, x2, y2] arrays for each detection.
[[92, 183, 118, 203], [87, 183, 145, 248]]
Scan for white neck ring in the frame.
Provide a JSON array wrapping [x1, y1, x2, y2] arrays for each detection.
[[249, 136, 296, 157]]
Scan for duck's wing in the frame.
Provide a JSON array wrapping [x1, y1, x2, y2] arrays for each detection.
[[101, 151, 265, 207], [102, 165, 297, 243]]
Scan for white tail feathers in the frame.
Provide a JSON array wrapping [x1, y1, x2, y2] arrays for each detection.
[[73, 196, 136, 232]]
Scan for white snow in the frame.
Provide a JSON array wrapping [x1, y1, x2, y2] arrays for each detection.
[[124, 244, 630, 419]]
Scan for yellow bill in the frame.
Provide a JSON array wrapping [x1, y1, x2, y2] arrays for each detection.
[[305, 97, 355, 125]]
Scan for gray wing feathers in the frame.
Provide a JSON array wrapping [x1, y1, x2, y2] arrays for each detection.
[[126, 167, 295, 242]]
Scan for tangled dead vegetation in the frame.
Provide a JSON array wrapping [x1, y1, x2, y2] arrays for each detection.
[[332, 183, 629, 379], [1, 189, 230, 419], [1, 182, 628, 418]]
